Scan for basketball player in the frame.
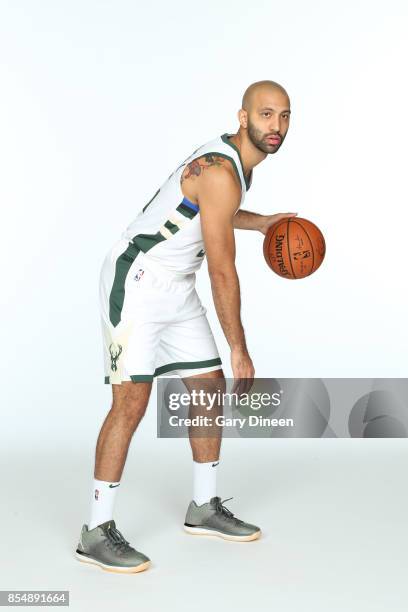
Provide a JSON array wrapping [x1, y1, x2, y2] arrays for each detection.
[[75, 80, 297, 573]]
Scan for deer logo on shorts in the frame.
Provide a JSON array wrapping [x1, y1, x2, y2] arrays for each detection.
[[109, 342, 123, 372]]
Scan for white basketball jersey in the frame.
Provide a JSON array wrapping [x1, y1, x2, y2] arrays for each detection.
[[120, 132, 253, 274]]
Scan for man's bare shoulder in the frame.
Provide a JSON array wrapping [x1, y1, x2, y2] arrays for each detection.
[[180, 153, 241, 203]]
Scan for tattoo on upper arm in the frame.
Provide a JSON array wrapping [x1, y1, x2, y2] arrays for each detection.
[[180, 154, 229, 185]]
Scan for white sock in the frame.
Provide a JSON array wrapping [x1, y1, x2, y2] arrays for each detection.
[[88, 478, 121, 530], [193, 460, 219, 506]]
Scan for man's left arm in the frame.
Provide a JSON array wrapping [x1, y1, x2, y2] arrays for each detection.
[[233, 209, 298, 235]]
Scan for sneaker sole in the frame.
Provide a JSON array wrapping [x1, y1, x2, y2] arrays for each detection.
[[75, 551, 151, 573], [183, 525, 261, 541]]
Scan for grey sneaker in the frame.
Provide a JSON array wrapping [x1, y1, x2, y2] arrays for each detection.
[[184, 496, 261, 542], [75, 519, 151, 573]]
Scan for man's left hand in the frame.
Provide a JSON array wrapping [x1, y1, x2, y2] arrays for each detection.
[[258, 212, 298, 235]]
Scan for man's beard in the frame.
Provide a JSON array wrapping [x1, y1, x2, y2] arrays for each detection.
[[247, 119, 283, 154]]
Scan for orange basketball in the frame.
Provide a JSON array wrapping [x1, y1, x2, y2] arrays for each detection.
[[263, 217, 326, 279]]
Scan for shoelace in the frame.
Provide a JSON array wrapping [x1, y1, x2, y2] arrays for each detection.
[[213, 497, 246, 525], [213, 497, 238, 520], [104, 524, 132, 552]]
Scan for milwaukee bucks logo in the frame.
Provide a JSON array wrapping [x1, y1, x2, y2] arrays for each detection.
[[109, 342, 123, 372]]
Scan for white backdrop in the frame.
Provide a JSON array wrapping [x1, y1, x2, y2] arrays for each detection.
[[1, 0, 407, 450]]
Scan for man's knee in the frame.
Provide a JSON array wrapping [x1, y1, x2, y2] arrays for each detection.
[[111, 381, 152, 423], [182, 369, 227, 402]]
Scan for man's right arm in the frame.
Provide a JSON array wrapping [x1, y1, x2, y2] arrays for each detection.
[[197, 166, 255, 381]]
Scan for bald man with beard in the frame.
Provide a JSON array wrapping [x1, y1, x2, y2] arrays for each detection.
[[75, 80, 297, 573]]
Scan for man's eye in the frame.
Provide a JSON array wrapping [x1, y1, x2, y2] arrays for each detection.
[[262, 112, 271, 117]]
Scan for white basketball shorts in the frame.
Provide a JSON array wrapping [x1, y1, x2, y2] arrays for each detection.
[[99, 238, 223, 384]]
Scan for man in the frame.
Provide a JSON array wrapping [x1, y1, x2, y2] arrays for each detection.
[[75, 79, 297, 573]]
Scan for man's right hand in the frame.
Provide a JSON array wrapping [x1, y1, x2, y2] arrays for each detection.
[[231, 347, 255, 396]]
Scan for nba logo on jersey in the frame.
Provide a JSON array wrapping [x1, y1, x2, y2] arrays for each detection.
[[134, 269, 145, 281], [94, 489, 99, 500]]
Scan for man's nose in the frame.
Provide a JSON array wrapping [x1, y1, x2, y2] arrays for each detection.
[[269, 117, 281, 133]]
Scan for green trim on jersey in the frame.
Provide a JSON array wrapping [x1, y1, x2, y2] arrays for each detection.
[[132, 232, 167, 252], [109, 200, 198, 327], [109, 230, 172, 326], [109, 242, 141, 327], [221, 133, 252, 190], [163, 219, 179, 234]]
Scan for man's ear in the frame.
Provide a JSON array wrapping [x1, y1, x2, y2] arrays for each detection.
[[237, 108, 248, 129]]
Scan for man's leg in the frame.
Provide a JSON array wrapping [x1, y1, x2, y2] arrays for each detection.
[[89, 381, 152, 529], [182, 369, 225, 505], [182, 369, 225, 463], [95, 381, 152, 481], [75, 380, 153, 573], [181, 369, 261, 541]]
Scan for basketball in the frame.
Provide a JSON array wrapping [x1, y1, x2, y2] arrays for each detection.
[[263, 217, 326, 279]]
